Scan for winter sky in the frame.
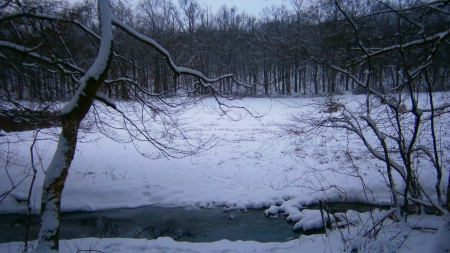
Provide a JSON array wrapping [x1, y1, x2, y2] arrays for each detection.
[[197, 0, 291, 16], [68, 0, 292, 17]]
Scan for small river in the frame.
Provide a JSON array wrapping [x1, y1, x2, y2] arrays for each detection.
[[0, 203, 404, 244], [0, 206, 299, 243]]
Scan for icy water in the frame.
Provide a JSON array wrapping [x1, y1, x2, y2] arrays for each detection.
[[0, 203, 404, 244], [0, 206, 298, 243]]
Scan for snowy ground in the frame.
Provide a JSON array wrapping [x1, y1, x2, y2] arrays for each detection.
[[0, 94, 449, 252]]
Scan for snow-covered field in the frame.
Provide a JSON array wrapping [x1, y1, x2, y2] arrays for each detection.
[[0, 94, 449, 252]]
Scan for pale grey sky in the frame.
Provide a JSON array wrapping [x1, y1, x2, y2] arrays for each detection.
[[67, 0, 293, 17], [197, 0, 290, 16]]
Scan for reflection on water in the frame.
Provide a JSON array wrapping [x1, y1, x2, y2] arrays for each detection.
[[0, 206, 298, 243], [0, 203, 405, 244]]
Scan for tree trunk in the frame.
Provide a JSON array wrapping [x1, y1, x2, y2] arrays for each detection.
[[36, 117, 79, 252], [447, 173, 450, 212], [314, 64, 318, 95], [294, 50, 298, 94], [36, 0, 113, 251], [263, 55, 268, 96]]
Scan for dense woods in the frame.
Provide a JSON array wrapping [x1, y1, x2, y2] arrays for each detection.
[[1, 0, 449, 103], [1, 0, 450, 251]]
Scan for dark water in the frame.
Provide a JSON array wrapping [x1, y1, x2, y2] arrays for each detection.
[[308, 202, 392, 213], [0, 203, 406, 244], [0, 206, 299, 244]]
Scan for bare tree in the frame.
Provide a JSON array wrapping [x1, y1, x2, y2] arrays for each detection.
[[285, 0, 450, 217], [0, 0, 251, 251]]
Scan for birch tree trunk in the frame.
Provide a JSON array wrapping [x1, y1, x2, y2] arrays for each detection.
[[35, 0, 113, 251]]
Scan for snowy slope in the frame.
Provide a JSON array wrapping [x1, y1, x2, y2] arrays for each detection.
[[3, 96, 436, 214], [0, 94, 449, 252]]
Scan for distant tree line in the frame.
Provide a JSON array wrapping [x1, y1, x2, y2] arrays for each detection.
[[1, 0, 449, 102], [1, 1, 449, 251]]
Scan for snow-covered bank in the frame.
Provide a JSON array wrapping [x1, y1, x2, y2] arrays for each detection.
[[0, 95, 449, 252], [2, 211, 445, 253], [4, 96, 437, 215]]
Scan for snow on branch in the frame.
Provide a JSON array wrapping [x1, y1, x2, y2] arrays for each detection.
[[410, 183, 448, 215], [110, 16, 251, 87], [1, 1, 253, 97], [360, 115, 386, 141], [0, 41, 85, 73], [326, 115, 407, 180], [330, 65, 399, 108], [61, 0, 113, 115], [353, 29, 450, 64], [331, 64, 450, 115], [0, 10, 100, 40]]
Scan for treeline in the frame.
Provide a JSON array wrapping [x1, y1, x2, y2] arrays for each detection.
[[1, 0, 449, 101]]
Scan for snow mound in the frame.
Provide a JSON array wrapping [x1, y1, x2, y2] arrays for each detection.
[[334, 209, 361, 227], [222, 202, 249, 212], [291, 209, 336, 232], [428, 216, 450, 253], [263, 196, 320, 217], [347, 236, 394, 253], [407, 214, 443, 230]]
